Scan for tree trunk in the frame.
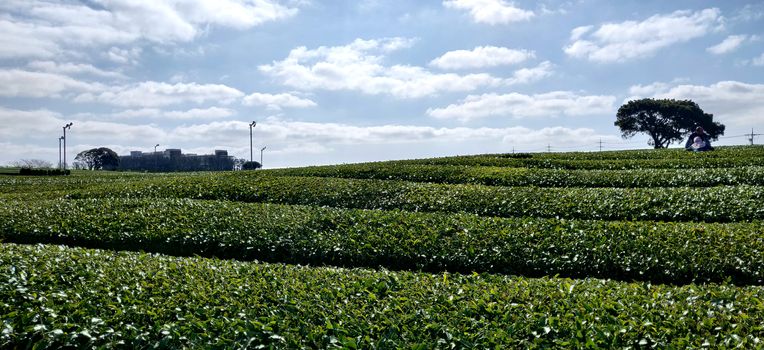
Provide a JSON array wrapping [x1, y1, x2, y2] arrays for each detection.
[[651, 134, 662, 149]]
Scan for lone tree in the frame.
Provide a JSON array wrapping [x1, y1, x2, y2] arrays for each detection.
[[615, 99, 725, 149], [75, 147, 120, 170]]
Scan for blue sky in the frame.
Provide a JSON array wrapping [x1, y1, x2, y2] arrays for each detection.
[[1, 0, 763, 168]]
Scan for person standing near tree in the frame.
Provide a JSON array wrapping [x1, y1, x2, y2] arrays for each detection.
[[685, 126, 713, 151]]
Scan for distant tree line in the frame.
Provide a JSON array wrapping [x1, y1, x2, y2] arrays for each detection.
[[9, 159, 53, 169]]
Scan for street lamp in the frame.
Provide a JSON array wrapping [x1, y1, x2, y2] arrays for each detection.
[[154, 144, 160, 171], [62, 122, 73, 169], [58, 136, 64, 169], [249, 121, 257, 162], [260, 146, 266, 167]]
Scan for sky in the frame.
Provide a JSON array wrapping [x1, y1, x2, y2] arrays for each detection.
[[0, 0, 763, 168]]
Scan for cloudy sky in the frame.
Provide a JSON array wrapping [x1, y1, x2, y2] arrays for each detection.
[[1, 0, 763, 168]]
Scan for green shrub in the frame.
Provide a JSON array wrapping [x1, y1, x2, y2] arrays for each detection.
[[269, 164, 764, 188], [61, 175, 764, 222], [18, 167, 70, 176], [2, 198, 762, 284], [1, 243, 762, 349]]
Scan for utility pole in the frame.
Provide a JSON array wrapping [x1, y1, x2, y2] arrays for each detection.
[[547, 144, 551, 153], [154, 144, 159, 171], [62, 122, 72, 169], [58, 136, 64, 169], [260, 146, 266, 167], [249, 121, 257, 162], [599, 139, 603, 152], [747, 128, 762, 145]]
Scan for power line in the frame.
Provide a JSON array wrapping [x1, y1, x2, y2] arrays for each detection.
[[506, 127, 761, 155], [555, 144, 592, 150], [600, 139, 644, 144], [746, 128, 763, 145]]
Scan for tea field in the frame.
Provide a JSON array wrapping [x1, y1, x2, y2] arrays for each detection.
[[1, 146, 763, 348]]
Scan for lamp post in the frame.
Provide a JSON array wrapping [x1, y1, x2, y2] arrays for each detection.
[[154, 144, 159, 171], [249, 121, 257, 162], [62, 122, 73, 169], [260, 146, 266, 167], [58, 136, 64, 169]]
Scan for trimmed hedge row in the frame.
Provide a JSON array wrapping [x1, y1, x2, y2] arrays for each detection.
[[0, 177, 132, 194], [1, 198, 762, 284], [60, 175, 764, 222], [0, 171, 198, 195], [389, 145, 764, 165], [494, 145, 764, 160], [18, 168, 70, 176], [395, 155, 764, 170], [2, 243, 763, 349], [269, 164, 764, 188]]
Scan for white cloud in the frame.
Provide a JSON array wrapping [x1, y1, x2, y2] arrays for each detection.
[[0, 69, 103, 98], [379, 37, 419, 52], [265, 122, 605, 146], [27, 61, 127, 79], [170, 0, 299, 29], [0, 0, 300, 60], [430, 46, 535, 70], [505, 61, 554, 85], [706, 35, 749, 55], [72, 120, 165, 142], [427, 91, 616, 122], [0, 68, 248, 109], [628, 82, 672, 96], [569, 25, 593, 41], [0, 142, 65, 166], [752, 53, 764, 66], [0, 106, 620, 167], [163, 107, 236, 120], [259, 38, 503, 98], [0, 19, 61, 59], [275, 142, 333, 155], [443, 0, 534, 24], [500, 126, 615, 147], [74, 81, 244, 107], [626, 80, 764, 127], [242, 92, 317, 110], [106, 47, 143, 65], [733, 3, 764, 22], [564, 8, 723, 62], [0, 3, 137, 61], [0, 106, 163, 143], [100, 107, 237, 121], [109, 108, 162, 119], [170, 120, 246, 145], [169, 117, 613, 148], [0, 106, 63, 139]]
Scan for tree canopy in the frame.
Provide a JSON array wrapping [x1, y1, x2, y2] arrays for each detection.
[[75, 147, 120, 170], [615, 99, 725, 149], [242, 161, 262, 170], [9, 159, 53, 169]]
